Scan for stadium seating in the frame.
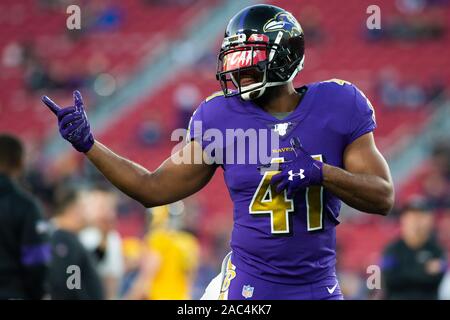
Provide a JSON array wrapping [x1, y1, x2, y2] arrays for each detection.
[[0, 0, 218, 142]]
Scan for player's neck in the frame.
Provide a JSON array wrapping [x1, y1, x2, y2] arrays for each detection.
[[402, 234, 428, 250], [254, 84, 301, 114], [53, 213, 84, 233]]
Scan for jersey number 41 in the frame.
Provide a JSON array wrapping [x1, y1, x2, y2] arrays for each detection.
[[249, 157, 324, 234]]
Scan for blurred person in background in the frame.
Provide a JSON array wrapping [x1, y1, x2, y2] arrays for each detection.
[[0, 134, 50, 300], [144, 203, 199, 300], [119, 237, 157, 300], [79, 186, 124, 299], [381, 198, 447, 299], [49, 186, 104, 300], [416, 141, 450, 210], [137, 114, 163, 147], [119, 238, 142, 297], [430, 141, 450, 179]]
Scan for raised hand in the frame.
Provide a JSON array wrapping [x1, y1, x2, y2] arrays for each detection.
[[42, 90, 94, 153], [270, 137, 323, 198]]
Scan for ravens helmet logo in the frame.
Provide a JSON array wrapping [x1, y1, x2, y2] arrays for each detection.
[[263, 12, 303, 36]]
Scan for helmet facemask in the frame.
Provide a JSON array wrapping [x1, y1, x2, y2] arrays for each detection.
[[217, 31, 305, 101]]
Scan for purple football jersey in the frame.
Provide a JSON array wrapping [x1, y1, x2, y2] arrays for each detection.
[[188, 80, 376, 284]]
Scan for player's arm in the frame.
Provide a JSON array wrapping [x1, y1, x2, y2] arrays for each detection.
[[41, 91, 216, 208], [271, 133, 394, 215], [85, 140, 215, 207], [322, 132, 394, 215]]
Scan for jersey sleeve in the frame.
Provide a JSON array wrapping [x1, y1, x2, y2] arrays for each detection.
[[347, 85, 377, 144]]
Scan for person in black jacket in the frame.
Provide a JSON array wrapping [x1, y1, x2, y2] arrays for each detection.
[[49, 186, 104, 299], [381, 198, 447, 299], [0, 134, 50, 299]]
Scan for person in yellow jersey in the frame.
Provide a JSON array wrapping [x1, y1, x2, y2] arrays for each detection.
[[120, 237, 154, 300], [145, 202, 200, 300]]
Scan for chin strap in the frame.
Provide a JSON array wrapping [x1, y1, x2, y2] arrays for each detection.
[[240, 83, 266, 100]]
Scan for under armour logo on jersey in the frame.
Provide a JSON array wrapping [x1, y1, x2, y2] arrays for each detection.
[[288, 169, 305, 181], [272, 122, 292, 136]]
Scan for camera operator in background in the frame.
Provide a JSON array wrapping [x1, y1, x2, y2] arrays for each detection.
[[381, 198, 447, 299], [49, 187, 104, 300], [0, 134, 50, 300]]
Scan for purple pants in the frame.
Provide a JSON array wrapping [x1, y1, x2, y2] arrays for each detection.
[[219, 254, 343, 300]]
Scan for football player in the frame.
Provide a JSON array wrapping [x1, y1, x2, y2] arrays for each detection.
[[145, 205, 200, 300], [42, 4, 394, 300]]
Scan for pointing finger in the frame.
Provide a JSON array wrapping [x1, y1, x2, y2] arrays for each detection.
[[41, 95, 61, 115]]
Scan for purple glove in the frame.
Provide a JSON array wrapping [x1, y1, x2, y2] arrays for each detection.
[[270, 137, 323, 198], [42, 90, 94, 153]]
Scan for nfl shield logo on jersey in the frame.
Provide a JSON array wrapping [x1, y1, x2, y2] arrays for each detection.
[[242, 285, 254, 299], [272, 122, 292, 136]]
